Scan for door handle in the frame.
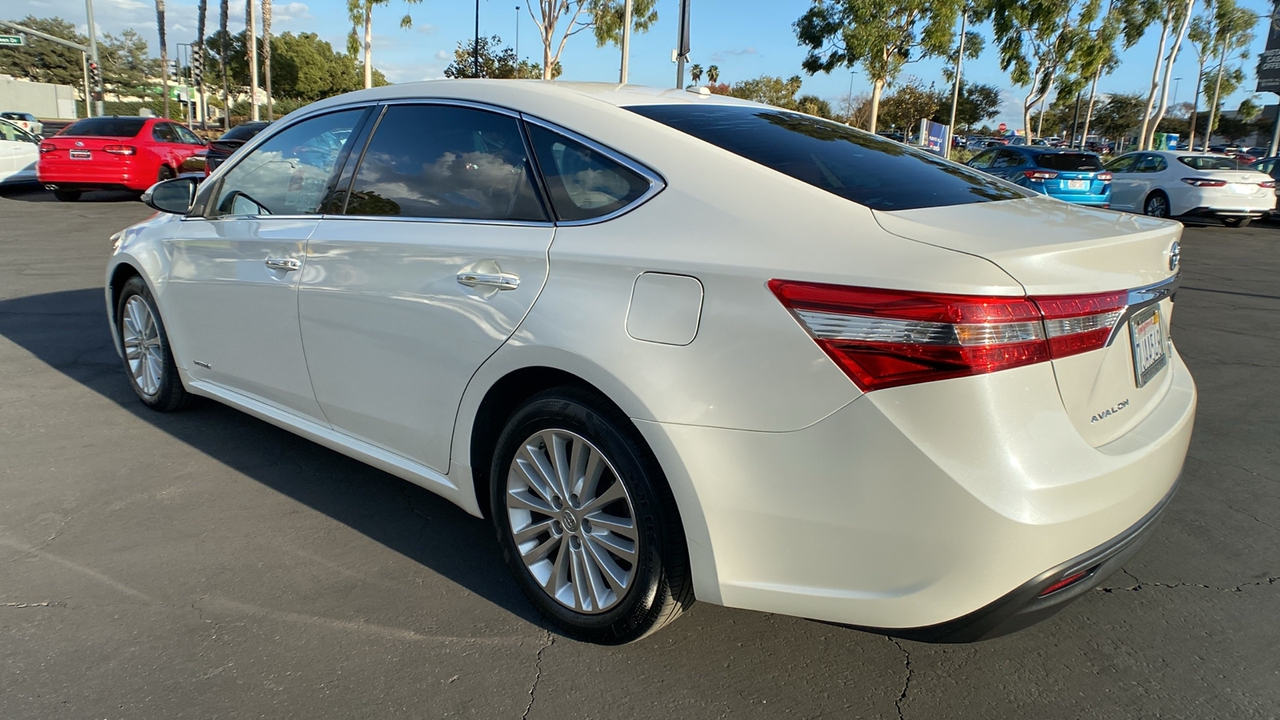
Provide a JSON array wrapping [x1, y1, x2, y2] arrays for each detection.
[[457, 271, 520, 291], [265, 256, 301, 272]]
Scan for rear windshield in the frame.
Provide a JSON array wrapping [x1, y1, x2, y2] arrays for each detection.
[[1034, 153, 1104, 171], [1178, 155, 1245, 170], [220, 123, 269, 141], [60, 117, 146, 137], [627, 104, 1025, 211]]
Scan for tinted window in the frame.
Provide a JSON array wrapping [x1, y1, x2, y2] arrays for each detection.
[[213, 109, 362, 217], [174, 125, 203, 145], [991, 149, 1023, 169], [152, 123, 178, 143], [345, 105, 547, 221], [968, 149, 997, 169], [1136, 155, 1167, 173], [1179, 155, 1244, 170], [1106, 155, 1138, 173], [1034, 153, 1104, 171], [221, 122, 270, 141], [525, 124, 651, 222], [628, 104, 1024, 211], [60, 117, 146, 137]]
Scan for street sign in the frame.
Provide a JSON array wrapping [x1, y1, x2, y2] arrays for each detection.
[[998, 122, 1007, 132], [0, 35, 25, 46]]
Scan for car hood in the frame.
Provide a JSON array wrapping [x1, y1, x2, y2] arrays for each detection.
[[871, 195, 1181, 295]]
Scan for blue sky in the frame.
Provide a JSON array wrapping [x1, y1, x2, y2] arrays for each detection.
[[13, 0, 1278, 129]]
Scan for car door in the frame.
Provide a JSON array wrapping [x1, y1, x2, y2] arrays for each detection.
[[1105, 153, 1141, 210], [162, 107, 369, 422], [299, 102, 555, 472]]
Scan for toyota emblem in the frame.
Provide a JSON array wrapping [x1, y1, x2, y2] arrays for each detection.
[[1169, 240, 1180, 271]]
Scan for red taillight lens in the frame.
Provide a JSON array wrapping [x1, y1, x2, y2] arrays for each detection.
[[1181, 178, 1226, 187], [1038, 568, 1095, 597], [1096, 172, 1112, 183], [770, 281, 1129, 391], [39, 142, 56, 153], [1023, 170, 1059, 181], [103, 144, 136, 155], [1260, 180, 1276, 189]]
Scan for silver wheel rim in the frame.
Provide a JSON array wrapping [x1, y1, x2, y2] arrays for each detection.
[[121, 295, 163, 397], [505, 429, 639, 614], [1147, 195, 1168, 217]]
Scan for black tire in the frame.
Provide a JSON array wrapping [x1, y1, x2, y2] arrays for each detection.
[[53, 189, 81, 202], [1222, 217, 1251, 228], [1143, 191, 1170, 218], [115, 276, 192, 412], [157, 165, 175, 182], [490, 386, 693, 644]]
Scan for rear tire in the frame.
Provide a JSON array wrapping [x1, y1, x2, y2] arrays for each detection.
[[1143, 192, 1170, 218], [1222, 217, 1251, 228], [53, 189, 81, 202], [490, 386, 693, 644], [115, 276, 192, 412]]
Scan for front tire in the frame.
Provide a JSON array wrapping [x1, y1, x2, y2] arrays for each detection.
[[490, 386, 693, 644], [1222, 217, 1251, 228], [115, 276, 192, 412], [1143, 191, 1170, 218]]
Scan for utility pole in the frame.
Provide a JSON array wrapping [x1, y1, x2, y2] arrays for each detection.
[[620, 0, 632, 83], [474, 0, 481, 77], [85, 0, 103, 116], [946, 8, 967, 159], [674, 0, 690, 88], [515, 5, 520, 78]]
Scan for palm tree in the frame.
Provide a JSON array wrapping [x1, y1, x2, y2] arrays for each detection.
[[156, 0, 169, 118], [262, 0, 272, 119], [195, 0, 207, 128], [219, 0, 229, 127], [690, 63, 702, 86], [707, 64, 719, 85], [347, 0, 421, 89]]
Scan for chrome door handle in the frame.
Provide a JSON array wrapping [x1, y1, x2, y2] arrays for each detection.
[[457, 271, 520, 291], [265, 257, 301, 272]]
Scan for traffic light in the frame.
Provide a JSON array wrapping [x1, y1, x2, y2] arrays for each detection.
[[192, 47, 203, 86], [88, 61, 100, 88]]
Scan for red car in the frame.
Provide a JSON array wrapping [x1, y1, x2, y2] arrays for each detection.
[[38, 116, 206, 201]]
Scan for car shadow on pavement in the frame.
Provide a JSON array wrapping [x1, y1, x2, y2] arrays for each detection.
[[0, 287, 542, 628], [0, 185, 142, 203]]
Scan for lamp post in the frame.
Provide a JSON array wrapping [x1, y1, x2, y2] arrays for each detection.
[[515, 5, 520, 78], [474, 0, 481, 77], [1171, 77, 1182, 113]]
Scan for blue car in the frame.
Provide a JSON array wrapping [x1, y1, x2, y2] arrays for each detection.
[[966, 146, 1111, 207]]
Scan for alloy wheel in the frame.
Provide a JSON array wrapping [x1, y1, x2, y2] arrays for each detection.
[[505, 429, 639, 614], [121, 295, 164, 396], [1145, 194, 1169, 217]]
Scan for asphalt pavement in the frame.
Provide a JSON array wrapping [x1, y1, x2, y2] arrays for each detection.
[[0, 185, 1276, 719]]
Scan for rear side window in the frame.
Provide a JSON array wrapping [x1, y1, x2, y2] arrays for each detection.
[[152, 123, 178, 143], [628, 104, 1024, 211], [345, 104, 547, 221], [1034, 153, 1104, 171], [1179, 155, 1243, 170], [525, 124, 652, 222], [221, 123, 269, 141], [60, 117, 146, 137]]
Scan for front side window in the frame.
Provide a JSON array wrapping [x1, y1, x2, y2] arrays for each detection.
[[628, 104, 1025, 212], [525, 124, 652, 221], [0, 121, 36, 144], [174, 125, 203, 145], [1106, 154, 1138, 173], [345, 104, 547, 221], [212, 109, 362, 217], [152, 123, 178, 143]]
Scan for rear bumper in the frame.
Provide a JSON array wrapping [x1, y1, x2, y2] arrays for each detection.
[[1180, 206, 1270, 220], [38, 160, 150, 191]]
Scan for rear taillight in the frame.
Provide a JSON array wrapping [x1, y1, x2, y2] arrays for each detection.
[[1260, 180, 1276, 188], [1182, 178, 1226, 187], [39, 142, 56, 153], [103, 144, 136, 155], [1096, 172, 1112, 183], [770, 280, 1129, 392], [1023, 170, 1059, 181]]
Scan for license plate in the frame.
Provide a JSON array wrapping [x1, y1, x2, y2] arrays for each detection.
[[1129, 305, 1167, 388], [1066, 179, 1088, 190], [1231, 183, 1254, 195], [69, 149, 90, 159]]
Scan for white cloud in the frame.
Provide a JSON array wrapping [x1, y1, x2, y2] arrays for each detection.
[[415, 23, 438, 35], [710, 47, 758, 62], [275, 2, 314, 23], [434, 50, 448, 61]]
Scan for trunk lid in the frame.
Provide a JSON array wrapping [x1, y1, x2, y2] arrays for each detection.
[[873, 195, 1182, 446]]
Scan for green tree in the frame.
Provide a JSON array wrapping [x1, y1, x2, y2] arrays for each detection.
[[262, 0, 273, 119], [950, 81, 1002, 131], [98, 30, 158, 96], [156, 0, 170, 118], [443, 35, 558, 79], [796, 94, 835, 119], [707, 64, 720, 84], [1092, 90, 1145, 142], [1203, 1, 1256, 147], [795, 0, 968, 133], [0, 16, 87, 88], [1138, 0, 1199, 150], [879, 78, 946, 130], [348, 0, 421, 89], [689, 63, 702, 86], [729, 75, 804, 108], [526, 0, 657, 81], [590, 0, 659, 47]]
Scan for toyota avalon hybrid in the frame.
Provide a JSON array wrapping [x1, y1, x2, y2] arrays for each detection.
[[105, 81, 1195, 644]]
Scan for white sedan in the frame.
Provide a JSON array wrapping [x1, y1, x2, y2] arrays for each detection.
[[1107, 150, 1275, 226], [105, 81, 1195, 644], [1, 111, 43, 136], [0, 117, 39, 187]]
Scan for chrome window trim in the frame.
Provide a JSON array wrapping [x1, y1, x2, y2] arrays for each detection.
[[520, 114, 667, 227], [1104, 273, 1180, 347], [319, 214, 556, 229]]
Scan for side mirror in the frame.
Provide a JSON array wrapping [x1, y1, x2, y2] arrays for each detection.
[[142, 177, 198, 215]]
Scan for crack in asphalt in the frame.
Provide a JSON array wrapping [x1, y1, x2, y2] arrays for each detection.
[[2, 601, 65, 608], [1185, 453, 1275, 482], [522, 630, 554, 720], [888, 637, 912, 720], [1097, 568, 1280, 594], [1227, 506, 1280, 534]]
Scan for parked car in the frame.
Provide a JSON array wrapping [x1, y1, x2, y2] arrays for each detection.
[[967, 145, 1111, 206], [37, 116, 207, 201], [1247, 156, 1280, 200], [0, 117, 40, 187], [1, 111, 43, 136], [205, 121, 271, 175], [109, 81, 1194, 644], [1106, 150, 1275, 226]]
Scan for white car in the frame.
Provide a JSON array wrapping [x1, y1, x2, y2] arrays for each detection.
[[1, 111, 43, 137], [0, 117, 39, 186], [105, 81, 1195, 644], [1107, 150, 1276, 226]]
